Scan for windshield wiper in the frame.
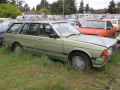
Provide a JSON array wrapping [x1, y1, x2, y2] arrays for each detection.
[[66, 33, 79, 38]]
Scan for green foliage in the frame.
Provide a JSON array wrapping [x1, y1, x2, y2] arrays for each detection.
[[64, 0, 77, 15], [50, 0, 63, 15], [85, 4, 89, 13], [36, 0, 50, 11], [116, 2, 120, 13], [78, 0, 84, 14], [95, 9, 107, 14], [0, 0, 7, 3], [0, 4, 22, 18], [51, 0, 77, 15], [39, 8, 50, 15], [107, 0, 117, 14], [0, 45, 120, 90], [23, 3, 30, 12]]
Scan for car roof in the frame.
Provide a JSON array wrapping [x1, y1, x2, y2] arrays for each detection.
[[13, 20, 67, 24]]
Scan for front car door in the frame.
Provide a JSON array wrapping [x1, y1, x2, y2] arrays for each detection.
[[36, 23, 64, 59]]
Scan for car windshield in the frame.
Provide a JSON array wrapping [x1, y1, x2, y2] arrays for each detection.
[[82, 21, 105, 29], [110, 20, 117, 24], [52, 22, 80, 37]]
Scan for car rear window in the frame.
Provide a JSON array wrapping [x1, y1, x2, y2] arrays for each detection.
[[7, 23, 23, 33]]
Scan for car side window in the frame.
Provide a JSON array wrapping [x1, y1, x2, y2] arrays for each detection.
[[20, 23, 39, 36], [19, 23, 30, 34], [7, 23, 23, 33], [107, 21, 113, 29], [39, 23, 55, 37]]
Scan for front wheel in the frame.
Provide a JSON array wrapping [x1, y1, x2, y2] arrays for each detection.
[[71, 52, 91, 71]]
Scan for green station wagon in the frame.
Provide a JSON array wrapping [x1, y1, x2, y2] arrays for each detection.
[[4, 20, 117, 71]]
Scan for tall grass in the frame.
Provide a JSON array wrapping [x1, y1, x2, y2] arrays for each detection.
[[0, 45, 120, 90]]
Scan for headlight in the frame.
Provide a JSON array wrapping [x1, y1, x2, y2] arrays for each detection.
[[108, 47, 113, 56]]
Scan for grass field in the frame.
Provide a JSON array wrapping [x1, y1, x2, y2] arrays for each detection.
[[0, 45, 120, 90]]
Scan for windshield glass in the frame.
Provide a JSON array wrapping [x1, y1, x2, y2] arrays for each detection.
[[82, 21, 105, 29], [110, 20, 117, 24], [52, 22, 80, 37]]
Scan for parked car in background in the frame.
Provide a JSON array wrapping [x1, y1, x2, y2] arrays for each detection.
[[67, 19, 81, 28], [78, 20, 116, 37], [108, 19, 120, 31], [4, 20, 117, 71]]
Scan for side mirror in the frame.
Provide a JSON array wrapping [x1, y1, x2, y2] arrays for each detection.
[[49, 34, 59, 38]]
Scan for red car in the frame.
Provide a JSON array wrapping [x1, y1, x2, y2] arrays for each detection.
[[77, 20, 116, 37]]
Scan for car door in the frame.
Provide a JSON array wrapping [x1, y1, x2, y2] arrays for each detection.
[[4, 23, 23, 45], [35, 23, 64, 59], [19, 23, 41, 53]]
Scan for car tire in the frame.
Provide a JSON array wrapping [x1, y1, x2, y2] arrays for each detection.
[[70, 52, 91, 71], [13, 43, 22, 53]]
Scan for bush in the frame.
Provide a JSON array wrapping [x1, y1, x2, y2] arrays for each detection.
[[0, 4, 22, 18]]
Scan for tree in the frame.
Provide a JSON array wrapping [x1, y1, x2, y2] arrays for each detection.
[[107, 0, 117, 14], [0, 0, 8, 3], [116, 2, 120, 13], [85, 4, 89, 13], [50, 0, 77, 15], [18, 0, 25, 12], [39, 8, 50, 14], [94, 8, 107, 14], [36, 0, 49, 11], [31, 7, 35, 11], [23, 3, 30, 13], [0, 4, 22, 18], [78, 0, 84, 13], [50, 0, 63, 15], [64, 0, 77, 14]]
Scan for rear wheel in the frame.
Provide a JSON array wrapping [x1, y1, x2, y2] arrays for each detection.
[[70, 52, 91, 71], [13, 43, 22, 53]]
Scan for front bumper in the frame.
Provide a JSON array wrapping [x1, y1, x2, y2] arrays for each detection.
[[92, 56, 111, 68], [92, 46, 117, 68]]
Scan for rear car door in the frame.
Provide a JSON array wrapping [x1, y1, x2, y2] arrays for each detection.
[[4, 23, 23, 45], [19, 23, 41, 52]]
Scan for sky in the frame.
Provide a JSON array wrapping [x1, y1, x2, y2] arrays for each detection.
[[24, 0, 120, 9]]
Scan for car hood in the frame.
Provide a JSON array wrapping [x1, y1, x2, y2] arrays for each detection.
[[78, 27, 106, 36], [67, 34, 117, 48]]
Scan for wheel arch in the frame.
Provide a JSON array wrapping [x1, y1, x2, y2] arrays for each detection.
[[68, 50, 92, 66], [11, 41, 21, 51]]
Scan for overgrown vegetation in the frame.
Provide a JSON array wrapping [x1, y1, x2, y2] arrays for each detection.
[[0, 45, 120, 90], [0, 4, 21, 18]]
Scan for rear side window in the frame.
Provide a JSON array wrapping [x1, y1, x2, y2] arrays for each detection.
[[20, 23, 39, 36], [7, 23, 23, 33], [107, 21, 113, 28]]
